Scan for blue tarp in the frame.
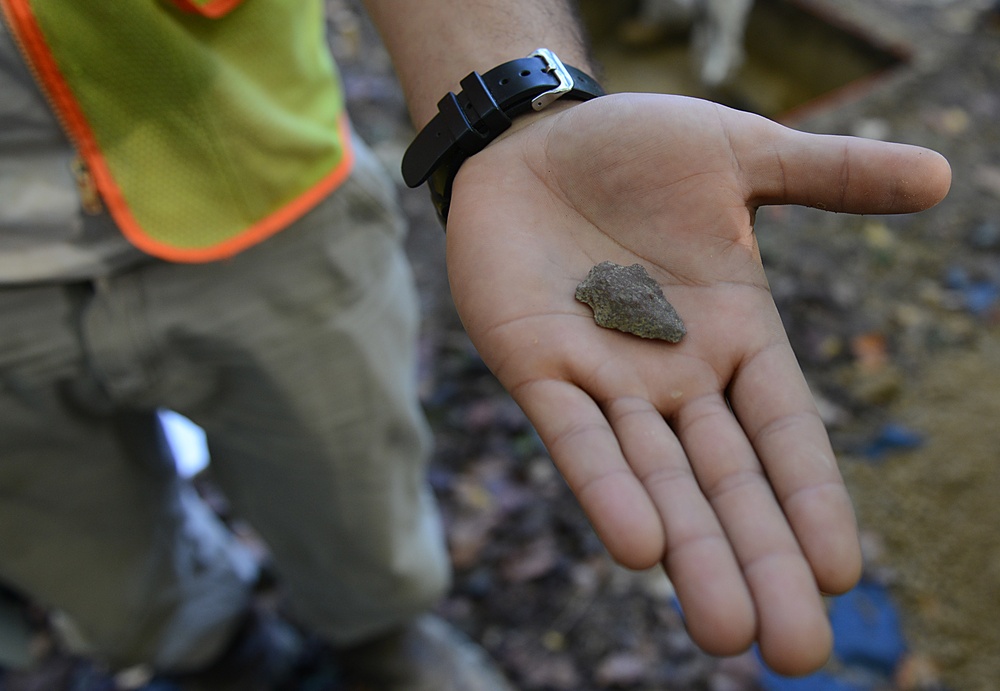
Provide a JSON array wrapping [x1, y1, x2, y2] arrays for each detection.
[[759, 581, 907, 691]]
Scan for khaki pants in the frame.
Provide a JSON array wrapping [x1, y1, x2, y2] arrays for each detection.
[[0, 141, 450, 671]]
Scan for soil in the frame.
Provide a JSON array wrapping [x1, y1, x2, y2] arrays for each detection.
[[342, 1, 1000, 688], [4, 1, 1000, 690]]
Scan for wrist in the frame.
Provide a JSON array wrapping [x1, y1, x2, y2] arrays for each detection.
[[400, 49, 603, 227]]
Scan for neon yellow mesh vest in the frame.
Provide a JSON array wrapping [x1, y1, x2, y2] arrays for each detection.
[[1, 0, 354, 262]]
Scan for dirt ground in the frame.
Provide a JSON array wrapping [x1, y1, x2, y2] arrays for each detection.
[[5, 1, 999, 690], [335, 1, 1000, 689], [752, 5, 1000, 690]]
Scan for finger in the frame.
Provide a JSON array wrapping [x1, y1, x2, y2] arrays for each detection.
[[603, 395, 756, 656], [675, 391, 833, 676], [729, 341, 862, 595], [513, 378, 666, 570], [736, 114, 952, 214]]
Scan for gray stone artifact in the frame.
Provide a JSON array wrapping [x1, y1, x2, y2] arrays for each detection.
[[575, 261, 686, 343]]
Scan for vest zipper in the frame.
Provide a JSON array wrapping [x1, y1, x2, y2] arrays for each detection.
[[71, 156, 104, 215], [0, 0, 105, 214]]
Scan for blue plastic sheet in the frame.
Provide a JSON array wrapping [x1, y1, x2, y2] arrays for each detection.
[[862, 423, 925, 460], [759, 581, 907, 691], [944, 265, 1000, 315]]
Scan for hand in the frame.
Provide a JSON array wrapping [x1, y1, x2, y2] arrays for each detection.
[[444, 93, 951, 675]]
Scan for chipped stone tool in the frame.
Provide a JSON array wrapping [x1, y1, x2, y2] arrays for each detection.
[[575, 261, 686, 343]]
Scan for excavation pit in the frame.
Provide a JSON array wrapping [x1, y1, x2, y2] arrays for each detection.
[[580, 0, 909, 121]]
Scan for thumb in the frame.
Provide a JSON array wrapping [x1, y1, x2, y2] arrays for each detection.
[[733, 113, 952, 214]]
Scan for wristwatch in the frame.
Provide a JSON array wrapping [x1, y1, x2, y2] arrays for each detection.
[[401, 48, 604, 226]]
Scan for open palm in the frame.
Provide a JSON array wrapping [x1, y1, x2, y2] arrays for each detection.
[[444, 93, 951, 675]]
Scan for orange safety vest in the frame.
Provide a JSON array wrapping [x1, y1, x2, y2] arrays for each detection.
[[0, 0, 354, 262]]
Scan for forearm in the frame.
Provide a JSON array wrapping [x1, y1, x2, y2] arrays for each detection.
[[362, 0, 594, 128]]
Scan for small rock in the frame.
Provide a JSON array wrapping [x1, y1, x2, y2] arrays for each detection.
[[575, 261, 686, 342], [710, 651, 762, 691], [924, 106, 970, 135], [850, 332, 890, 373], [974, 164, 1000, 198], [851, 117, 892, 141], [810, 389, 849, 428], [520, 652, 580, 690], [895, 653, 945, 691], [595, 651, 648, 687], [500, 535, 560, 583]]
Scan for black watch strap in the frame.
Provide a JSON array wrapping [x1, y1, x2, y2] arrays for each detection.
[[401, 49, 604, 226]]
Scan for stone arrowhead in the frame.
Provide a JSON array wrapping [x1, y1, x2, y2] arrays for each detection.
[[575, 261, 686, 343]]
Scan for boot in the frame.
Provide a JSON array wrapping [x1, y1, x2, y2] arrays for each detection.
[[338, 615, 514, 691]]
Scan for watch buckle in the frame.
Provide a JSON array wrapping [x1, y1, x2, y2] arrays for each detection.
[[529, 48, 575, 111]]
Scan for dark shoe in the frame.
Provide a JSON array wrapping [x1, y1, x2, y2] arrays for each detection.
[[338, 615, 513, 691], [158, 608, 308, 691]]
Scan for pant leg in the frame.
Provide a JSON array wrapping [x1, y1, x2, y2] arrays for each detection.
[[0, 283, 258, 672], [133, 140, 451, 646], [0, 134, 448, 670]]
